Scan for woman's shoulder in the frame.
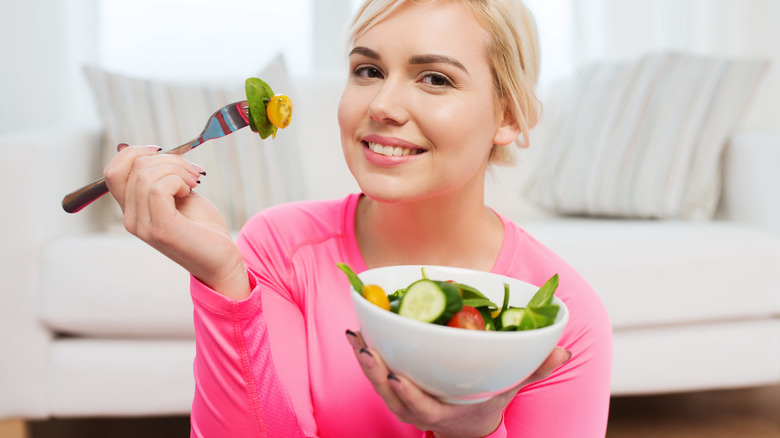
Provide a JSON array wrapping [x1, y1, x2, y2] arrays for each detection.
[[245, 195, 353, 227], [497, 217, 608, 318], [237, 194, 359, 254]]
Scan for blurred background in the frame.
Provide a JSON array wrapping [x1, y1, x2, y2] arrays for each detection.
[[2, 0, 778, 136]]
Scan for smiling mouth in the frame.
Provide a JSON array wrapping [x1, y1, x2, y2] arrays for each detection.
[[365, 141, 424, 157]]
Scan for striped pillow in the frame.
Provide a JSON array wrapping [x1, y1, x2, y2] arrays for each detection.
[[522, 52, 767, 219], [84, 55, 304, 230]]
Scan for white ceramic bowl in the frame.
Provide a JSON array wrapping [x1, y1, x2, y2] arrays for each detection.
[[351, 265, 568, 404]]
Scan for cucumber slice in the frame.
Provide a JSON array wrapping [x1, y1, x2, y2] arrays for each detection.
[[398, 279, 462, 325], [499, 307, 526, 330]]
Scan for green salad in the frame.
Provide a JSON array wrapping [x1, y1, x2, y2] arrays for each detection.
[[245, 77, 292, 139], [338, 263, 560, 331]]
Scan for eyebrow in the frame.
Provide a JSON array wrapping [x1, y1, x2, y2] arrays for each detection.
[[349, 46, 469, 75], [409, 54, 468, 74], [349, 46, 381, 60]]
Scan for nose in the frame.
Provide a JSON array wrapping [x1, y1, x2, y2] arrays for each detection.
[[367, 78, 409, 126]]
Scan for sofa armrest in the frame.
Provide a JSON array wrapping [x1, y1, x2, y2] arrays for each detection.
[[717, 131, 780, 235], [0, 127, 102, 419], [0, 127, 106, 238]]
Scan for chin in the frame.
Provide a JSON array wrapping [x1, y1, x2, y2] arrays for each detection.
[[358, 179, 450, 206], [356, 179, 418, 204]]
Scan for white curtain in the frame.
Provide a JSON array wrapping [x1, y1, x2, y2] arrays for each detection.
[[569, 0, 780, 132], [0, 0, 100, 135]]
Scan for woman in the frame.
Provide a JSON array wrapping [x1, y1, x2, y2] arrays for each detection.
[[104, 0, 612, 436]]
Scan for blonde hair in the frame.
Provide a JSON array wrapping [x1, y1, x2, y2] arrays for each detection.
[[347, 0, 542, 165]]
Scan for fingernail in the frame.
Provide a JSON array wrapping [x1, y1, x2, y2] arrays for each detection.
[[190, 163, 206, 175], [387, 373, 400, 383], [358, 348, 375, 369], [145, 145, 163, 152], [116, 142, 129, 152], [346, 330, 361, 349], [564, 350, 572, 365]]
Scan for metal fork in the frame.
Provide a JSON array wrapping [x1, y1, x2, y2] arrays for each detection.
[[62, 100, 250, 213]]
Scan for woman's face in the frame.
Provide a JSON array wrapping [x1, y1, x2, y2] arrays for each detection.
[[338, 0, 519, 204]]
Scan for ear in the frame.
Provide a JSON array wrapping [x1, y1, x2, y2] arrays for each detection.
[[492, 106, 523, 147]]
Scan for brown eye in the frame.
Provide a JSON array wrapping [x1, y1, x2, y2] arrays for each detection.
[[355, 66, 383, 79], [421, 72, 453, 87]]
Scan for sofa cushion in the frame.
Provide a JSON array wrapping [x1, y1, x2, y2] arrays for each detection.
[[523, 219, 780, 329], [39, 235, 195, 338], [522, 52, 768, 220], [48, 338, 195, 416]]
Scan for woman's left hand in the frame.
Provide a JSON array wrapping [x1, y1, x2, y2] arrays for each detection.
[[346, 330, 570, 438]]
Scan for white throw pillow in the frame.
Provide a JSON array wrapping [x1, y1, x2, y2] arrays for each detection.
[[522, 52, 767, 219], [84, 54, 304, 230]]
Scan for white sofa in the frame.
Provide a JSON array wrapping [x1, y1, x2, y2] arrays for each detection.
[[2, 72, 780, 422]]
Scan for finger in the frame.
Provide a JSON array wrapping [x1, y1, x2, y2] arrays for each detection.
[[104, 145, 162, 210], [344, 332, 418, 419], [125, 153, 202, 232], [116, 146, 165, 231], [352, 346, 410, 416], [520, 346, 571, 387], [384, 371, 445, 427], [142, 174, 199, 249], [131, 163, 200, 238], [345, 329, 365, 350]]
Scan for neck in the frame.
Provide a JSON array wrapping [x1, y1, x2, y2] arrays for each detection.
[[355, 186, 504, 271]]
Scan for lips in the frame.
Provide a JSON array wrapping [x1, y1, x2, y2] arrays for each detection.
[[360, 136, 427, 167], [366, 141, 424, 157]]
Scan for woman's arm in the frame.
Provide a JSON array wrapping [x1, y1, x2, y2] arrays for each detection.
[[189, 273, 310, 438], [103, 145, 311, 435], [103, 144, 251, 300]]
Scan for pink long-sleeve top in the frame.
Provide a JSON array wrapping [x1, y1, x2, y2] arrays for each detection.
[[189, 193, 612, 437]]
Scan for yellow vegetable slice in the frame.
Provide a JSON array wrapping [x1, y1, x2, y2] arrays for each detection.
[[362, 284, 391, 311], [267, 95, 292, 131]]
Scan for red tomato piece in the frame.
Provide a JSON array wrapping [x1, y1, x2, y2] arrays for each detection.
[[446, 306, 485, 330]]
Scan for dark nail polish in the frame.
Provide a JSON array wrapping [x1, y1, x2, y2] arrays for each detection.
[[346, 329, 357, 338], [199, 171, 207, 176], [359, 347, 372, 358], [387, 373, 400, 382], [564, 350, 572, 364], [196, 180, 201, 184], [116, 142, 129, 152]]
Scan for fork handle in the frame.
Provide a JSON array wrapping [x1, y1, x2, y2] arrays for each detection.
[[62, 177, 109, 213], [62, 139, 200, 213]]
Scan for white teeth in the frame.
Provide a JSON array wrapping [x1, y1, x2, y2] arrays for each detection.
[[367, 142, 420, 157]]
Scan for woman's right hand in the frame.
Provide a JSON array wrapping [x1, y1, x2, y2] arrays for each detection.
[[103, 144, 250, 300]]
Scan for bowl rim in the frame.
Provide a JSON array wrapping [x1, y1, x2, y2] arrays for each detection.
[[352, 265, 569, 339]]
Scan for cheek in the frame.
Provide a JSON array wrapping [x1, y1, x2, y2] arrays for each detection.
[[337, 93, 354, 139], [424, 96, 497, 154], [338, 87, 370, 146], [337, 89, 367, 179]]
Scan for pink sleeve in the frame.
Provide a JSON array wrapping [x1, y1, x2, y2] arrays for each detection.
[[502, 301, 612, 437], [188, 273, 307, 438]]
